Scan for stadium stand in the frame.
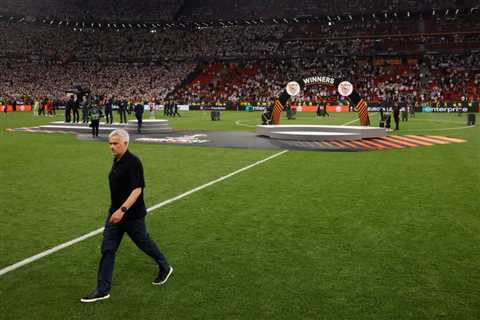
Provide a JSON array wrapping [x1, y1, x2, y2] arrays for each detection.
[[0, 0, 478, 108]]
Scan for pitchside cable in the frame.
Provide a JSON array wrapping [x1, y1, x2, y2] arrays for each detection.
[[0, 150, 289, 277]]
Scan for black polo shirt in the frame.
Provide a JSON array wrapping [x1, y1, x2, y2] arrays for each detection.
[[109, 150, 146, 220]]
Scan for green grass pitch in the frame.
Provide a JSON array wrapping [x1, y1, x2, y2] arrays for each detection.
[[0, 110, 479, 319]]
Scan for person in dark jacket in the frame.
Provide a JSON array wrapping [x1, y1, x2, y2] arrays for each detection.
[[393, 102, 400, 131], [118, 99, 127, 124], [134, 99, 144, 133], [105, 97, 114, 125], [65, 95, 74, 123], [72, 97, 80, 123]]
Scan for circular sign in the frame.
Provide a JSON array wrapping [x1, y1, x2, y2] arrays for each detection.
[[286, 81, 301, 96], [338, 81, 353, 97]]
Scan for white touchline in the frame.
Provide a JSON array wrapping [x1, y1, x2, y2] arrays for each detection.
[[0, 149, 289, 277]]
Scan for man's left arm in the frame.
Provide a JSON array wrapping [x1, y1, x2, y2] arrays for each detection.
[[109, 187, 143, 224]]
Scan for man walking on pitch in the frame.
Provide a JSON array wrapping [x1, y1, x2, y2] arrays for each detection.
[[81, 129, 173, 303]]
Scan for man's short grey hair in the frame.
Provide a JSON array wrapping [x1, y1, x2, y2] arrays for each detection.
[[109, 129, 129, 144]]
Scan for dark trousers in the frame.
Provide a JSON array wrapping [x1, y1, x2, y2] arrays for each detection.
[[73, 108, 79, 123], [97, 216, 169, 294], [82, 109, 89, 123], [91, 119, 99, 136], [135, 113, 143, 133], [105, 111, 113, 124], [119, 109, 127, 123], [65, 108, 71, 122]]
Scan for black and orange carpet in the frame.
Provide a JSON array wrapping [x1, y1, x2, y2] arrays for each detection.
[[7, 126, 467, 151]]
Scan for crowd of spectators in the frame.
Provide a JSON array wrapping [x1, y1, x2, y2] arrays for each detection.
[[0, 0, 182, 22], [173, 53, 479, 106], [0, 11, 478, 107], [0, 61, 195, 104]]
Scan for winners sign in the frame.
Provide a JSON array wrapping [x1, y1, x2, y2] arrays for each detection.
[[267, 75, 370, 126]]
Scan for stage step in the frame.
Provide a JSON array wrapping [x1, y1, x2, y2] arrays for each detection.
[[257, 125, 386, 141], [38, 119, 173, 134]]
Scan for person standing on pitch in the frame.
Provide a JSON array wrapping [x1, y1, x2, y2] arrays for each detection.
[[88, 102, 102, 138], [105, 97, 114, 125], [33, 97, 40, 116], [134, 99, 144, 133], [393, 101, 400, 131], [118, 99, 127, 124], [81, 129, 173, 303], [81, 96, 89, 123], [73, 96, 80, 123], [401, 97, 408, 122]]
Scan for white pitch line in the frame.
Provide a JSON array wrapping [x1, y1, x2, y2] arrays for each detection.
[[234, 120, 256, 128], [341, 117, 360, 126], [0, 150, 289, 277], [342, 112, 378, 126]]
